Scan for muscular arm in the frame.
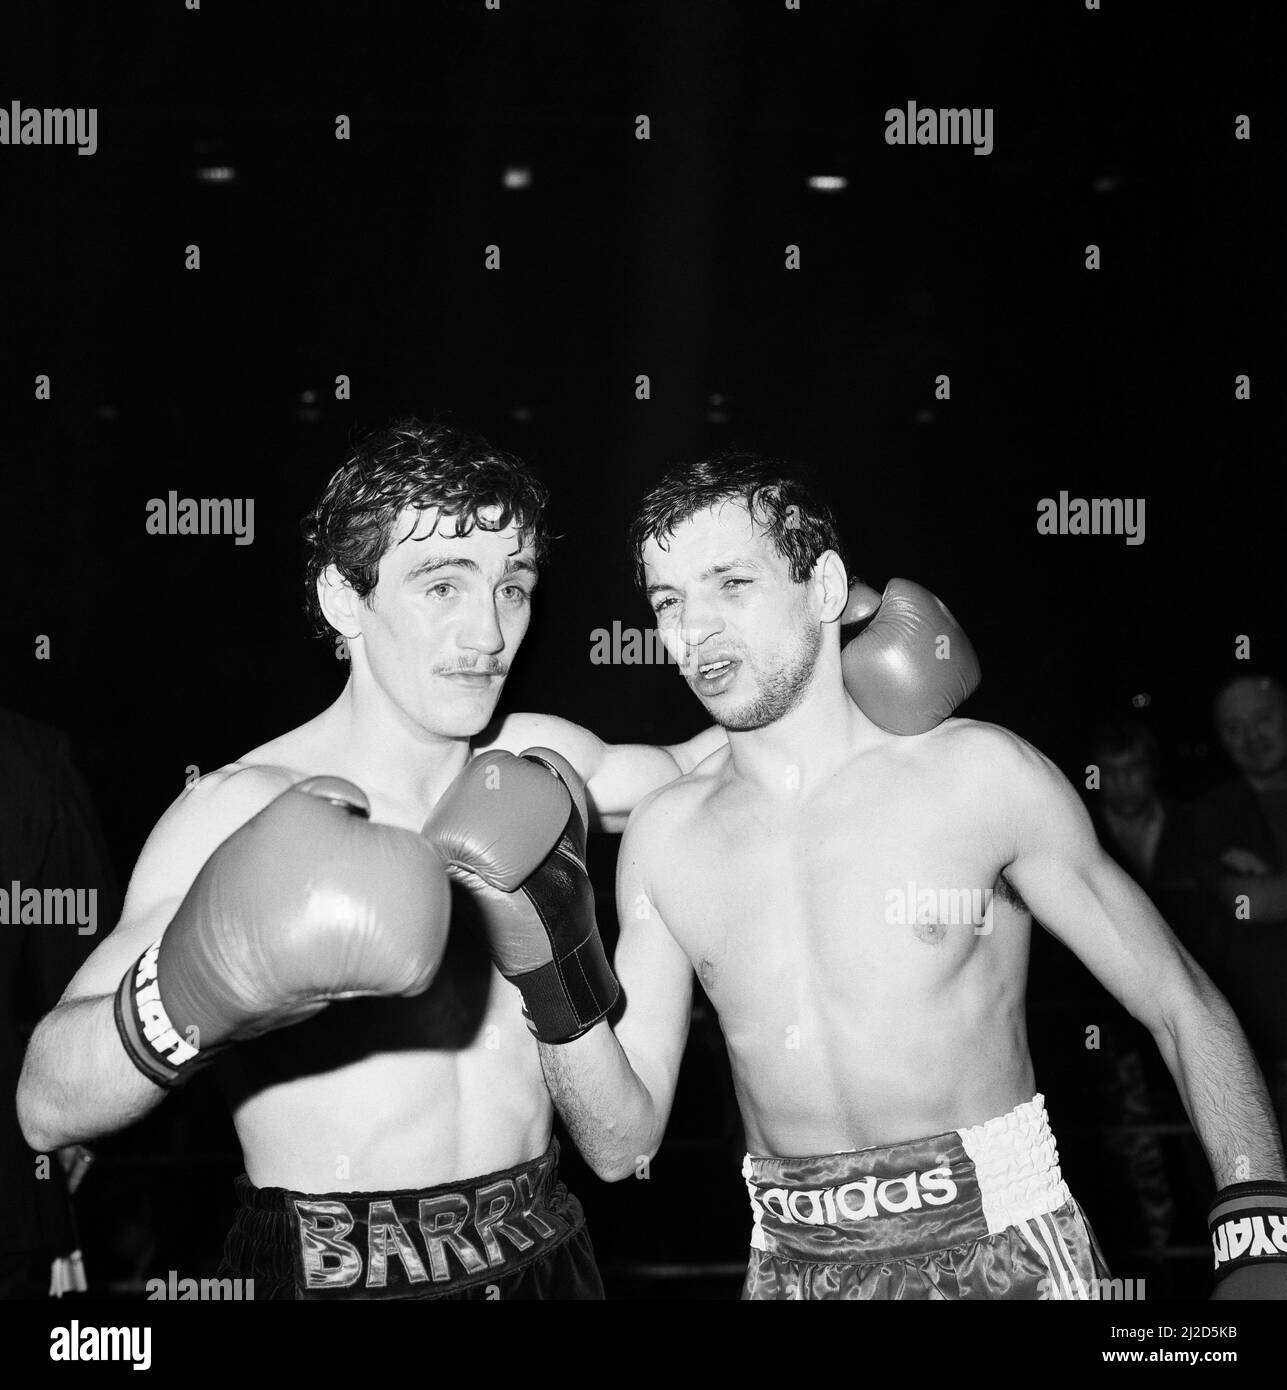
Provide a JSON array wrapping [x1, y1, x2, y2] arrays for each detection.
[[993, 733, 1285, 1186], [481, 713, 725, 833], [538, 793, 693, 1179], [17, 766, 294, 1152]]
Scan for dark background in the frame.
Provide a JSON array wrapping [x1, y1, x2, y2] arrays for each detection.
[[0, 0, 1279, 1298]]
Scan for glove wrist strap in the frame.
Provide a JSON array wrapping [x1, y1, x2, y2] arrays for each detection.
[[1208, 1179, 1287, 1282], [113, 941, 207, 1090], [517, 932, 620, 1045]]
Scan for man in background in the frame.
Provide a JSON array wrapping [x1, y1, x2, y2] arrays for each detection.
[[0, 707, 116, 1296], [1192, 675, 1287, 1139]]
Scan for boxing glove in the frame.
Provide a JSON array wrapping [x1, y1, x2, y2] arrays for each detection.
[[422, 749, 574, 892], [429, 747, 619, 1044], [1208, 1180, 1287, 1299], [115, 776, 452, 1089], [841, 578, 981, 735]]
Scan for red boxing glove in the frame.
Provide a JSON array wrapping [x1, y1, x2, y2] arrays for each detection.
[[423, 749, 573, 892], [115, 777, 452, 1089], [1208, 1180, 1287, 1299], [840, 578, 981, 735], [435, 747, 619, 1044]]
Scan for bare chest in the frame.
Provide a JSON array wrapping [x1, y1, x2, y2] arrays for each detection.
[[653, 790, 1009, 1007]]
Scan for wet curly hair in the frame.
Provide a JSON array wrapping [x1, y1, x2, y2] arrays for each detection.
[[628, 450, 847, 592], [301, 417, 551, 637]]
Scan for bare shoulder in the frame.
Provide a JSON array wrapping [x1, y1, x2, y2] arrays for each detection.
[[623, 745, 728, 848], [123, 759, 303, 919], [475, 710, 598, 781], [915, 717, 1057, 785], [152, 760, 300, 844], [59, 759, 300, 1002], [920, 719, 1093, 863]]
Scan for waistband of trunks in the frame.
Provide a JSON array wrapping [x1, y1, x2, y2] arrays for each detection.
[[229, 1139, 579, 1299], [743, 1094, 1072, 1264]]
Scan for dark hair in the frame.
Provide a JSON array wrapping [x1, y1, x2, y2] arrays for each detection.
[[1213, 671, 1287, 712], [627, 450, 848, 591], [1088, 716, 1159, 770], [301, 417, 551, 637]]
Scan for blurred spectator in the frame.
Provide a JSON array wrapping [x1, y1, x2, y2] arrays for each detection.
[[0, 708, 118, 1297], [1087, 718, 1214, 969], [1191, 675, 1287, 1138], [1077, 716, 1212, 1268]]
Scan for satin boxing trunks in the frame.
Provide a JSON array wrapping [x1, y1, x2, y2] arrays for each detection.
[[218, 1140, 603, 1300], [742, 1094, 1110, 1299]]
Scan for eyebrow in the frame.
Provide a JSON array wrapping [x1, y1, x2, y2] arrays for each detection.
[[645, 557, 764, 599], [405, 555, 539, 583]]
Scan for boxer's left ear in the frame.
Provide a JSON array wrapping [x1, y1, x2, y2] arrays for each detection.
[[813, 550, 851, 624]]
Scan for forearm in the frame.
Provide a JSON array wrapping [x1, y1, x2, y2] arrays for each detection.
[[1152, 970, 1286, 1186], [537, 1025, 664, 1181], [17, 994, 165, 1152]]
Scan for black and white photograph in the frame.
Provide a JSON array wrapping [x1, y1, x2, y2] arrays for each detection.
[[0, 0, 1280, 1366]]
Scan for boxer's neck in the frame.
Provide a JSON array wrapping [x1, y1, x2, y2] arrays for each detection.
[[317, 676, 477, 817], [723, 673, 883, 793]]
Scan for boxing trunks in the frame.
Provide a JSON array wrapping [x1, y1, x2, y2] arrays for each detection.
[[742, 1094, 1109, 1299], [217, 1140, 603, 1300]]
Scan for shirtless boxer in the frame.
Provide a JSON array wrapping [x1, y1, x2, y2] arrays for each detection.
[[534, 452, 1287, 1300], [16, 422, 974, 1301]]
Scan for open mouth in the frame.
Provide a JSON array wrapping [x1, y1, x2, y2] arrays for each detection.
[[692, 658, 739, 695]]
